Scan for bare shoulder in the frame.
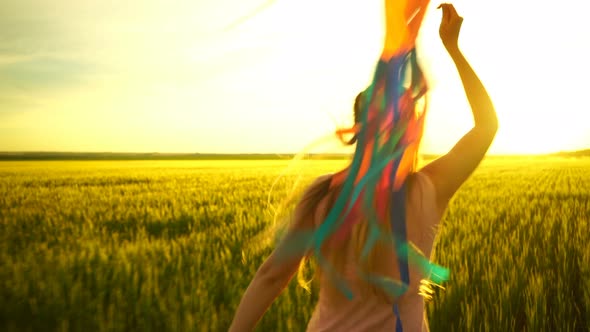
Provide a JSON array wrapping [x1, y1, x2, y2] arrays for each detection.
[[313, 173, 333, 185], [420, 126, 497, 213], [407, 170, 446, 220], [292, 174, 334, 229], [303, 174, 333, 197], [306, 174, 336, 227]]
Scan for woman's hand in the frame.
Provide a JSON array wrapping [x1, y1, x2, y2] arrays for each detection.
[[438, 3, 463, 52]]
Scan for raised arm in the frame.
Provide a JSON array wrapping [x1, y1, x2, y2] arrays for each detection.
[[421, 3, 498, 211]]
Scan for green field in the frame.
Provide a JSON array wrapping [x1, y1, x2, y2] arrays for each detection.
[[1, 157, 589, 331]]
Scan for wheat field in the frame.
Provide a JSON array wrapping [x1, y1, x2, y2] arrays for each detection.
[[1, 157, 589, 331]]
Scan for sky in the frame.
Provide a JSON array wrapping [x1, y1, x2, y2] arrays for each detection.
[[1, 0, 589, 154]]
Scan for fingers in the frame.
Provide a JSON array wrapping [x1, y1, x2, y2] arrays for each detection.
[[448, 4, 459, 18], [438, 3, 449, 22], [438, 3, 461, 22]]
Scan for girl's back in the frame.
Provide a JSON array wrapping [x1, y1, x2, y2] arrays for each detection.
[[229, 5, 497, 331], [307, 171, 441, 332]]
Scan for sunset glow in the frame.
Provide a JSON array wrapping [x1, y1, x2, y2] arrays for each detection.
[[1, 0, 588, 154]]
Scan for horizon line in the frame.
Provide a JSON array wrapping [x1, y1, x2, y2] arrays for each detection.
[[0, 149, 588, 157]]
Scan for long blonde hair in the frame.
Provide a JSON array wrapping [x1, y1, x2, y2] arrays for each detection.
[[290, 146, 422, 301]]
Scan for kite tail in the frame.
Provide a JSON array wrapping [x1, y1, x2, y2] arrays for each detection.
[[269, 1, 450, 330], [299, 47, 449, 304]]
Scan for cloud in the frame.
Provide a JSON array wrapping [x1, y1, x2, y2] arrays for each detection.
[[0, 56, 95, 91], [0, 55, 97, 116]]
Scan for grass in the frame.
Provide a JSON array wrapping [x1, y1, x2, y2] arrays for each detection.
[[0, 157, 589, 331]]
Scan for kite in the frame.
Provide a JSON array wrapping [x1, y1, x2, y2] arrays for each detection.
[[229, 1, 454, 331], [269, 0, 451, 331]]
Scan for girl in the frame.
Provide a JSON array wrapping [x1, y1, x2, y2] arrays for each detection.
[[230, 3, 497, 331]]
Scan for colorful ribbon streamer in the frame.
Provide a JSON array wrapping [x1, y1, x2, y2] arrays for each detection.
[[277, 0, 450, 330]]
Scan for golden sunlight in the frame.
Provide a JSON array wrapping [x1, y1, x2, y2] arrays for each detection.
[[0, 0, 588, 154]]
